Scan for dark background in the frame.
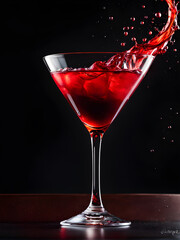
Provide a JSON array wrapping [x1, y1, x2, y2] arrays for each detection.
[[0, 0, 180, 194]]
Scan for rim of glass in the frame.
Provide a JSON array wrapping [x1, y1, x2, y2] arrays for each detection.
[[43, 52, 155, 59]]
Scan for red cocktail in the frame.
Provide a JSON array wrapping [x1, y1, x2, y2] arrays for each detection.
[[52, 68, 141, 132]]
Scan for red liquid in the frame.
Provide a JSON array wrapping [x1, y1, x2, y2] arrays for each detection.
[[129, 0, 178, 55], [51, 69, 142, 131], [51, 0, 178, 132]]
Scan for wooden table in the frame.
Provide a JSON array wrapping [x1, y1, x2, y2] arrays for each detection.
[[0, 194, 180, 239]]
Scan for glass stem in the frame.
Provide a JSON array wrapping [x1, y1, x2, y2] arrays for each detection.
[[88, 130, 105, 212]]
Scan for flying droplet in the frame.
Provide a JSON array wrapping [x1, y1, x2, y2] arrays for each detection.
[[142, 38, 147, 42], [131, 37, 136, 41], [168, 126, 172, 129], [155, 12, 162, 18], [144, 16, 148, 19], [149, 31, 153, 35], [130, 17, 136, 21], [150, 149, 155, 152], [109, 16, 113, 21], [102, 6, 106, 10], [173, 48, 177, 52], [121, 42, 126, 46], [130, 26, 134, 30], [171, 140, 174, 143], [124, 32, 128, 36], [142, 5, 146, 8], [163, 137, 166, 140], [140, 21, 145, 25]]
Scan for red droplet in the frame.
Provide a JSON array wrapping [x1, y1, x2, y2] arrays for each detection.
[[149, 31, 153, 35], [142, 38, 147, 42], [124, 32, 128, 36], [144, 16, 148, 19], [173, 48, 177, 52], [140, 21, 144, 25], [126, 26, 130, 30], [130, 26, 134, 30], [155, 12, 162, 18], [109, 16, 113, 20], [121, 42, 126, 46], [123, 27, 126, 30], [142, 5, 145, 8], [131, 37, 136, 41], [130, 17, 136, 21]]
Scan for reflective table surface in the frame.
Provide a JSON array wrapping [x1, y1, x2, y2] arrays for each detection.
[[1, 221, 180, 239], [0, 194, 180, 239]]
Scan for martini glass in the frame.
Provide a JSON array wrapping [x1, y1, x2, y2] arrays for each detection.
[[43, 52, 154, 227]]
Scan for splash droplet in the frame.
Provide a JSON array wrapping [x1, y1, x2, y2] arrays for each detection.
[[109, 16, 113, 21], [142, 38, 147, 42], [131, 37, 136, 41], [149, 31, 153, 35], [130, 17, 136, 21], [130, 26, 134, 30], [142, 5, 146, 8], [144, 16, 148, 19], [150, 149, 155, 152], [140, 21, 145, 25], [124, 32, 128, 36], [155, 12, 162, 18], [121, 42, 126, 46], [168, 126, 172, 129], [173, 48, 177, 52]]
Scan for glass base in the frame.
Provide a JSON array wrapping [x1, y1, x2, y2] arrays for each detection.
[[60, 208, 131, 227]]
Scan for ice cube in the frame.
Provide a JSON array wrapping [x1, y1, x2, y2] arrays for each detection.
[[79, 72, 104, 80], [109, 71, 140, 99], [83, 73, 109, 98], [61, 72, 83, 95]]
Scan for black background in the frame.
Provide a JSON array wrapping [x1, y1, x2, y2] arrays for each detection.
[[0, 0, 180, 194]]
